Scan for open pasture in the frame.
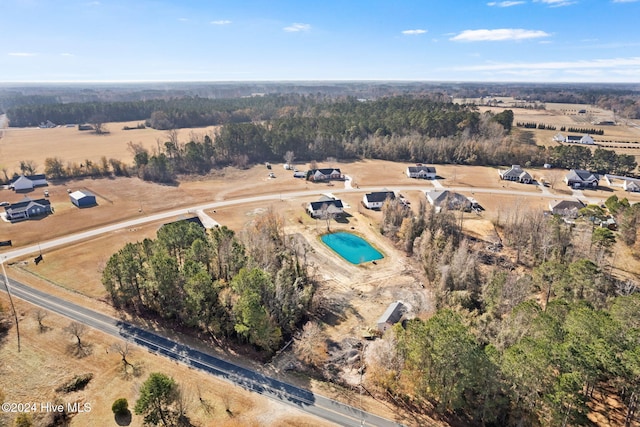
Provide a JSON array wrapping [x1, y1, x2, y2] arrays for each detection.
[[0, 121, 220, 175]]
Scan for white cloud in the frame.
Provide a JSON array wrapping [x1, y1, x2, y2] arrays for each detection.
[[534, 0, 576, 6], [211, 20, 231, 25], [451, 29, 550, 41], [8, 52, 36, 57], [178, 18, 188, 22], [402, 29, 427, 35], [60, 53, 74, 56], [487, 1, 526, 6], [283, 23, 311, 32]]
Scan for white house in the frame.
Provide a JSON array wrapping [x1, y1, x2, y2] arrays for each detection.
[[406, 165, 436, 179], [9, 174, 48, 192], [565, 169, 599, 189], [425, 190, 471, 212], [307, 196, 344, 218], [604, 174, 640, 193], [362, 191, 395, 210], [499, 165, 533, 184], [553, 133, 596, 145]]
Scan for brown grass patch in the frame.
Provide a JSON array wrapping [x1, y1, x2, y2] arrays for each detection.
[[0, 295, 335, 427]]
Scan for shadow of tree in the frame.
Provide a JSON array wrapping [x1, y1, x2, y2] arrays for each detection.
[[115, 409, 132, 426]]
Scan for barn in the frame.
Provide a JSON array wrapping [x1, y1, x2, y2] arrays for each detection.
[[69, 190, 97, 207]]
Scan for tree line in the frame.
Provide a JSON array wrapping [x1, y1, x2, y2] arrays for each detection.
[[101, 214, 315, 354], [5, 95, 302, 128], [547, 145, 637, 175]]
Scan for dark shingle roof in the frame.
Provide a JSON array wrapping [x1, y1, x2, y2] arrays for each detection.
[[310, 199, 344, 211], [365, 191, 395, 203], [407, 166, 436, 173], [5, 197, 51, 215]]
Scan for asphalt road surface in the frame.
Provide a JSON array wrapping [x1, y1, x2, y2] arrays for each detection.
[[0, 273, 405, 427]]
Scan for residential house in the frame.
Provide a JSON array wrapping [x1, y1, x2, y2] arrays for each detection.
[[549, 200, 585, 218], [69, 190, 97, 207], [362, 191, 395, 210], [565, 169, 599, 189], [307, 196, 344, 218], [9, 174, 48, 192], [499, 165, 533, 184], [553, 133, 595, 145], [376, 301, 406, 333], [553, 132, 566, 143], [406, 165, 436, 179], [603, 174, 640, 192], [4, 197, 53, 221], [306, 168, 344, 182], [425, 190, 472, 212], [624, 180, 640, 193]]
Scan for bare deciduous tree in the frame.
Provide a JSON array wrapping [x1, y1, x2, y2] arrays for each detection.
[[64, 321, 91, 357], [293, 321, 328, 369], [283, 150, 295, 166], [19, 160, 37, 175], [34, 309, 48, 333]]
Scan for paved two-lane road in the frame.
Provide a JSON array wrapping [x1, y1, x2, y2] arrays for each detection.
[[0, 272, 404, 427]]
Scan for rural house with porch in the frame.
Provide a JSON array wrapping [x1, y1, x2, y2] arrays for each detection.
[[406, 165, 436, 179], [4, 197, 53, 221], [498, 165, 533, 184], [565, 169, 599, 189]]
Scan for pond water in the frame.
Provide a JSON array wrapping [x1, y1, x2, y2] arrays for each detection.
[[321, 232, 384, 264]]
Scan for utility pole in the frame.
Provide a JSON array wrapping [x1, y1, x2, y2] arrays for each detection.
[[1, 258, 21, 352]]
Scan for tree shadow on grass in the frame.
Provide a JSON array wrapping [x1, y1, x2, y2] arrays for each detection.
[[115, 409, 132, 426], [67, 343, 93, 358]]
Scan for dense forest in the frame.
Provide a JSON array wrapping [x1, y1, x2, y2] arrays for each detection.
[[101, 214, 314, 354], [4, 81, 640, 126], [24, 99, 635, 185], [359, 195, 640, 426]]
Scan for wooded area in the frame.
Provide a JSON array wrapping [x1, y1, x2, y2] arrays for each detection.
[[363, 196, 640, 426], [102, 214, 314, 354]]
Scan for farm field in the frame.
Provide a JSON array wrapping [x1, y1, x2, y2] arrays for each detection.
[[0, 121, 221, 174]]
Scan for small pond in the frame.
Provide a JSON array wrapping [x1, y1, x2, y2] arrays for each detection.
[[321, 232, 384, 264]]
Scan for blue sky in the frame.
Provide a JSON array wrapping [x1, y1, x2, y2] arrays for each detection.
[[1, 0, 640, 82]]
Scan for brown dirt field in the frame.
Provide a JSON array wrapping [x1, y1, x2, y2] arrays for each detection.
[[0, 122, 221, 174], [0, 295, 337, 427]]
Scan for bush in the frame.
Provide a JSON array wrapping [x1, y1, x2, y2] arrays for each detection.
[[112, 398, 129, 416], [55, 373, 93, 393]]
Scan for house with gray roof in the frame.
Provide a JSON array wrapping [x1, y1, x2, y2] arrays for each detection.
[[549, 200, 585, 218], [499, 165, 533, 184], [306, 168, 344, 182], [425, 190, 471, 212], [4, 197, 53, 221], [376, 301, 406, 333], [406, 165, 436, 179], [604, 174, 640, 193], [363, 191, 395, 210], [565, 169, 599, 189], [9, 174, 48, 192], [307, 196, 344, 218]]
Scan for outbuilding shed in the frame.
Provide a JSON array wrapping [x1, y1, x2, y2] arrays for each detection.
[[69, 190, 97, 207]]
